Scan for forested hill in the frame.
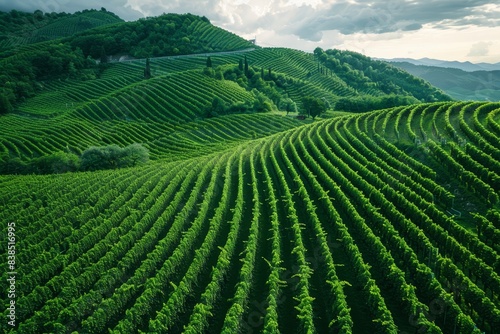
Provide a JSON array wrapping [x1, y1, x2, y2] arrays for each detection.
[[0, 10, 450, 116], [314, 47, 451, 110], [0, 8, 123, 52], [0, 12, 256, 113]]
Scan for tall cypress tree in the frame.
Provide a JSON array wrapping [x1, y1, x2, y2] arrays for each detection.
[[244, 55, 249, 77], [144, 58, 151, 79], [206, 56, 212, 68], [238, 58, 243, 71], [100, 46, 107, 64]]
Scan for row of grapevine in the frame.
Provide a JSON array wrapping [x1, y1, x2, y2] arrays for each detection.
[[2, 100, 499, 333]]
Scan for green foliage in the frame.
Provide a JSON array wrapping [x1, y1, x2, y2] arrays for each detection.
[[32, 151, 80, 174], [144, 57, 151, 79], [0, 151, 79, 174], [244, 55, 249, 77], [68, 13, 254, 59], [0, 90, 14, 114], [252, 90, 275, 112], [314, 47, 452, 102], [80, 143, 148, 171], [0, 42, 99, 110], [0, 9, 123, 52], [302, 96, 327, 119], [279, 97, 297, 114], [203, 96, 252, 117], [335, 94, 419, 112]]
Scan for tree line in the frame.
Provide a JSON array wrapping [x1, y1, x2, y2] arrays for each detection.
[[203, 58, 328, 118], [0, 143, 148, 175]]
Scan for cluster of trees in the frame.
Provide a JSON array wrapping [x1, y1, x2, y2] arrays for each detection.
[[80, 143, 149, 171], [313, 47, 451, 102], [0, 10, 71, 39], [0, 8, 122, 52], [0, 143, 148, 175], [302, 96, 328, 119], [0, 43, 100, 114], [204, 59, 304, 116], [335, 94, 419, 113], [203, 93, 273, 118], [68, 13, 214, 59]]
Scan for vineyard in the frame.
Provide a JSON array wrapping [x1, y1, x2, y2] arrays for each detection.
[[0, 10, 123, 52], [1, 99, 499, 333], [1, 10, 499, 334]]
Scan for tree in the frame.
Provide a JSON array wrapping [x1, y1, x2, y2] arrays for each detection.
[[302, 96, 326, 119], [144, 57, 151, 79], [80, 144, 122, 171], [206, 56, 212, 68], [0, 92, 13, 115], [120, 143, 149, 167], [279, 97, 297, 115], [253, 91, 274, 112], [238, 58, 243, 71], [99, 46, 107, 64], [80, 143, 149, 171], [31, 152, 79, 174], [211, 96, 227, 114], [244, 55, 249, 77], [203, 96, 226, 118]]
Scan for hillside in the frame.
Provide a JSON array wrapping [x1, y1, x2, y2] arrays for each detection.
[[1, 100, 499, 333], [1, 9, 499, 334], [0, 8, 123, 53], [391, 61, 500, 101]]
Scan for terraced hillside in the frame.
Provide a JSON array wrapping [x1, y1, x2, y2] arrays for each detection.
[[0, 9, 123, 53], [1, 44, 451, 165], [1, 9, 499, 334], [1, 100, 499, 333]]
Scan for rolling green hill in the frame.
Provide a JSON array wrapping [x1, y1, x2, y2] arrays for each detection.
[[1, 9, 499, 334], [0, 8, 123, 53]]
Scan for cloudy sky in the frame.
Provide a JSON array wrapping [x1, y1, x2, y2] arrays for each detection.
[[2, 0, 500, 63]]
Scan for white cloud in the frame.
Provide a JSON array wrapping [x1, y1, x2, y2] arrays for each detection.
[[468, 41, 492, 57]]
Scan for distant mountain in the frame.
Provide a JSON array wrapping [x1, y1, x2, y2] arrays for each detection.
[[381, 57, 500, 72], [390, 61, 500, 101]]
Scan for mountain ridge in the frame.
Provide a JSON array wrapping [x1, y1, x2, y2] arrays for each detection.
[[381, 57, 500, 72], [389, 61, 500, 101]]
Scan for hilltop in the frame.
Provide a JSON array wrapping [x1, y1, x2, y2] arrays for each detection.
[[0, 8, 123, 52], [1, 9, 499, 334]]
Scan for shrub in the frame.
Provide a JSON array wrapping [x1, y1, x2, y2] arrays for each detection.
[[80, 143, 149, 171]]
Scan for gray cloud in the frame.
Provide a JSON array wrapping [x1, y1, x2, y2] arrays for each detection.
[[258, 0, 499, 41], [1, 0, 498, 43], [0, 0, 143, 21]]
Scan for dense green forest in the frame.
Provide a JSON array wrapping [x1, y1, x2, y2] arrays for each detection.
[[1, 8, 498, 334]]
